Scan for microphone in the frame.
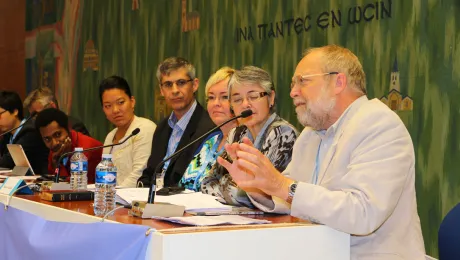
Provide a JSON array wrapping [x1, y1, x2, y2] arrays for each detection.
[[147, 109, 253, 203], [0, 112, 37, 138], [53, 128, 141, 183]]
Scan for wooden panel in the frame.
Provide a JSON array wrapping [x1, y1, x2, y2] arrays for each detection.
[[0, 1, 25, 98]]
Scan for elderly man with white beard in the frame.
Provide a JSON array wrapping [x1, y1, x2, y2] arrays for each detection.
[[217, 45, 426, 259]]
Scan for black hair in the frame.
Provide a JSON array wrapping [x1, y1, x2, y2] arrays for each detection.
[[0, 91, 24, 120], [35, 108, 69, 132], [98, 75, 133, 104]]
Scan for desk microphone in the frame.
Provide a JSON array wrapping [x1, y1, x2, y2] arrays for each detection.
[[147, 109, 253, 203], [53, 128, 140, 183], [0, 112, 37, 138]]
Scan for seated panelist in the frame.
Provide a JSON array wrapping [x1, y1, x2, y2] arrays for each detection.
[[218, 45, 425, 259], [179, 67, 239, 191], [35, 108, 102, 184], [201, 66, 299, 207], [137, 57, 215, 188], [0, 91, 48, 175], [99, 76, 157, 187]]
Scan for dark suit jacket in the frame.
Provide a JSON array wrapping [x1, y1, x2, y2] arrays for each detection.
[[0, 120, 49, 175], [68, 115, 91, 137], [138, 102, 215, 187]]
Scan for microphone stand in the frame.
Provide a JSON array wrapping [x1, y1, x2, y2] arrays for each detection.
[[147, 109, 253, 203], [53, 128, 141, 183], [0, 112, 37, 138], [129, 110, 253, 219]]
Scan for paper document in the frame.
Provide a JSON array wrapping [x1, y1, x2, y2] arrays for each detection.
[[115, 188, 232, 211], [155, 192, 232, 211], [152, 215, 271, 226], [115, 188, 150, 205], [186, 206, 264, 216]]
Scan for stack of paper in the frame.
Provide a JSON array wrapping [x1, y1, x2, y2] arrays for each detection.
[[114, 188, 232, 211], [152, 215, 271, 226]]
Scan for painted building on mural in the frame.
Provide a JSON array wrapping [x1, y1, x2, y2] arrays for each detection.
[[83, 40, 99, 71], [380, 58, 413, 111], [181, 0, 199, 32]]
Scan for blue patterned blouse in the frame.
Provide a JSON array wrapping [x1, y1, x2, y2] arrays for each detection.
[[179, 131, 224, 191], [201, 113, 299, 207]]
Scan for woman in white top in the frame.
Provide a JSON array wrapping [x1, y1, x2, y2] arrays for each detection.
[[99, 76, 157, 187]]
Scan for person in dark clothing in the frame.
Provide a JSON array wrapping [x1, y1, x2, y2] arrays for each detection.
[[0, 91, 48, 175], [137, 57, 215, 187]]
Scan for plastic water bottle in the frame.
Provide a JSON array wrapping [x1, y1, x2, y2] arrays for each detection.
[[94, 154, 117, 217], [69, 147, 88, 190]]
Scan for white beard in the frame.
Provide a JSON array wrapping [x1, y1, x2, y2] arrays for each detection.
[[296, 90, 336, 130]]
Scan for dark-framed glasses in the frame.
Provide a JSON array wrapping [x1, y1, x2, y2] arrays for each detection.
[[160, 79, 193, 89]]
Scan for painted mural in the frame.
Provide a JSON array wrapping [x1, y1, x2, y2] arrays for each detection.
[[26, 0, 460, 257]]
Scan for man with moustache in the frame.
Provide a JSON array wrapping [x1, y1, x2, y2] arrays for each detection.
[[138, 57, 215, 187], [217, 45, 425, 259]]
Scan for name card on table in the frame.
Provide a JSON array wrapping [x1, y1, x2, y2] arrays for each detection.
[[0, 177, 33, 195]]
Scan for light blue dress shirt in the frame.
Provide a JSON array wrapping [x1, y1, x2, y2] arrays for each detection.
[[162, 100, 197, 171]]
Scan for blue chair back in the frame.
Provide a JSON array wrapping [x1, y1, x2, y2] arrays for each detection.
[[439, 203, 460, 260]]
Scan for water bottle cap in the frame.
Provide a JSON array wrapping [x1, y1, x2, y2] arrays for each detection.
[[102, 154, 112, 159], [74, 147, 83, 152]]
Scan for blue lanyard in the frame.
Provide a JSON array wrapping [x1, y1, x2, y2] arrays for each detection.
[[311, 139, 322, 185], [10, 119, 27, 144]]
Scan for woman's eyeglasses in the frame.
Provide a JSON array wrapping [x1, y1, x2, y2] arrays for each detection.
[[230, 92, 269, 105]]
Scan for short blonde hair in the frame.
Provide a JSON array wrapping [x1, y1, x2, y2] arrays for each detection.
[[205, 67, 235, 95], [303, 45, 367, 95]]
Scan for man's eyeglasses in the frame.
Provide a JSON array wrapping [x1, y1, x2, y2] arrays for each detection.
[[230, 92, 269, 105], [290, 72, 338, 89], [160, 79, 193, 89]]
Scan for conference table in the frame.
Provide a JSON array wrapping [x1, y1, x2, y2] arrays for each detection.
[[1, 192, 351, 259]]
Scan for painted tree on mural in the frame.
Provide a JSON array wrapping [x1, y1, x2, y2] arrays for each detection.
[[26, 0, 460, 257]]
